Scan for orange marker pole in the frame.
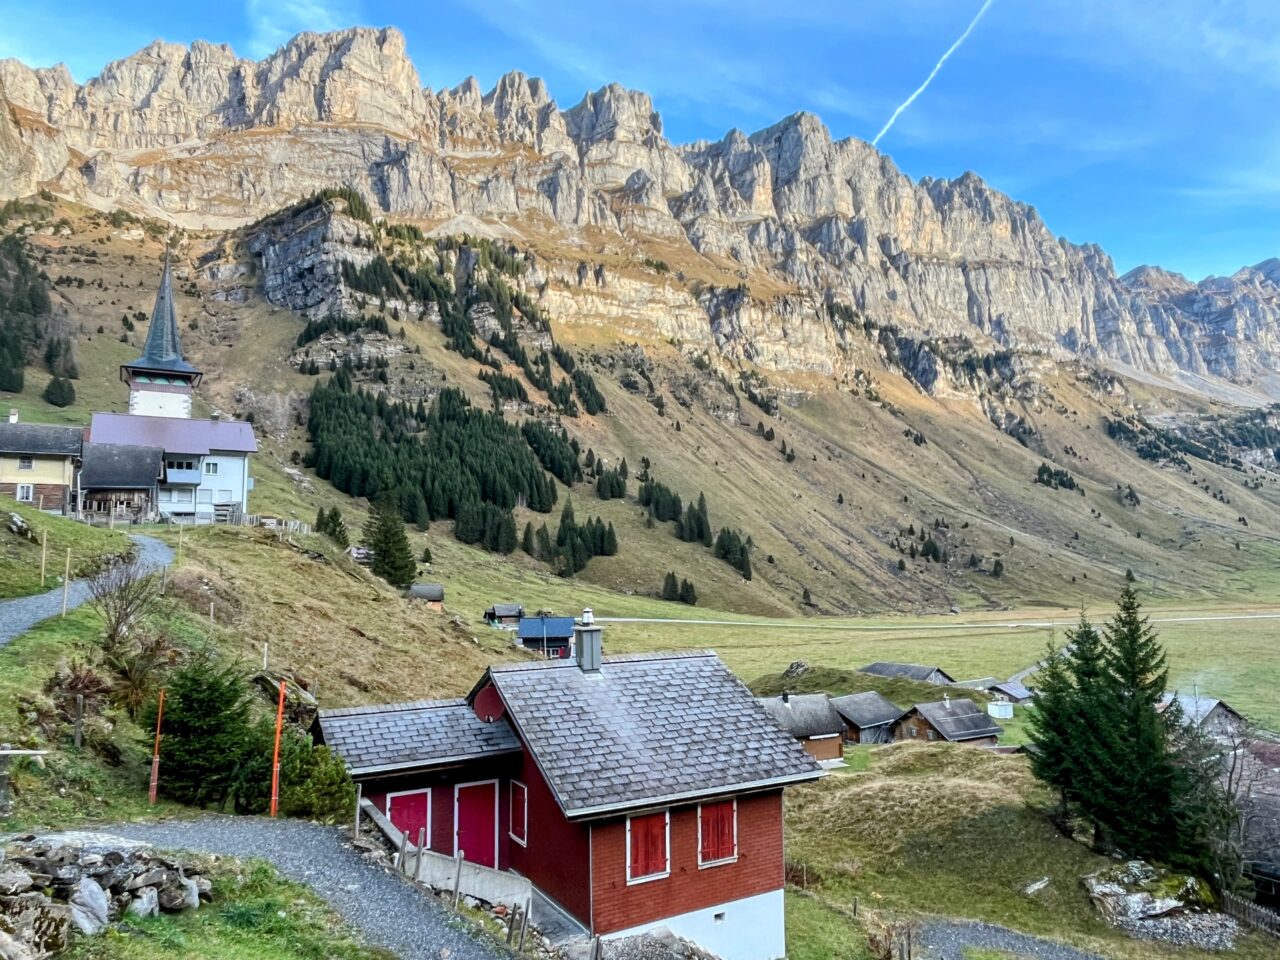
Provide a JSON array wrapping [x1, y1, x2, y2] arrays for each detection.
[[148, 689, 166, 805], [269, 679, 286, 817]]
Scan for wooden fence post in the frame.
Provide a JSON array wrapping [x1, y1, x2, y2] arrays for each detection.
[[60, 548, 71, 617], [353, 783, 362, 836], [73, 694, 84, 749], [0, 744, 9, 814], [518, 898, 530, 950], [415, 827, 426, 882], [160, 564, 167, 595], [40, 532, 47, 588], [506, 905, 518, 945], [148, 689, 165, 805], [397, 830, 408, 873], [451, 851, 463, 907]]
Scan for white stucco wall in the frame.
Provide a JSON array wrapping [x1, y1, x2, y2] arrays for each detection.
[[129, 388, 192, 419], [602, 889, 786, 960]]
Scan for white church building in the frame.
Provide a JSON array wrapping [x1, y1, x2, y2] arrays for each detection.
[[87, 255, 257, 521]]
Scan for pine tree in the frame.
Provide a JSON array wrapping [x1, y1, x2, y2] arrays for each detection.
[[603, 522, 618, 556], [522, 521, 535, 556], [412, 490, 430, 531], [368, 495, 417, 588], [678, 578, 697, 605], [662, 571, 679, 601], [42, 376, 75, 407]]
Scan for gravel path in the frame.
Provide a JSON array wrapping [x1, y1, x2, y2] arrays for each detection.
[[105, 816, 508, 960], [0, 533, 172, 647], [917, 920, 1104, 960]]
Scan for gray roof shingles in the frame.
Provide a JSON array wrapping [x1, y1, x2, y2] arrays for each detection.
[[124, 256, 200, 377], [489, 651, 823, 818], [80, 442, 163, 489], [914, 698, 1003, 741], [861, 661, 955, 683], [757, 693, 845, 738], [317, 699, 521, 775], [831, 691, 907, 729], [0, 422, 82, 458]]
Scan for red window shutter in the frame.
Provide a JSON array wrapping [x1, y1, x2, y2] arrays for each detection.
[[700, 800, 735, 863], [629, 812, 666, 879]]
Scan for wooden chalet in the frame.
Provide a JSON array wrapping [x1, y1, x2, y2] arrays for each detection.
[[79, 442, 165, 520], [484, 602, 525, 627], [315, 614, 823, 960], [756, 693, 845, 761], [894, 695, 1002, 747], [830, 691, 906, 744]]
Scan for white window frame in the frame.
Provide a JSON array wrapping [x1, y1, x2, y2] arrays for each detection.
[[697, 798, 738, 868], [17, 456, 33, 471], [204, 461, 218, 475], [509, 780, 528, 847], [15, 483, 34, 502], [386, 788, 432, 850], [625, 809, 670, 885]]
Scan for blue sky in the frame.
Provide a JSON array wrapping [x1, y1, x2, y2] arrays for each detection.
[[1, 0, 1277, 281]]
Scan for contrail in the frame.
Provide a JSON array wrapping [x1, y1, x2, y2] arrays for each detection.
[[871, 0, 998, 147]]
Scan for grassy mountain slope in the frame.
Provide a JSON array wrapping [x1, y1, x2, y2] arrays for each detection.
[[0, 494, 131, 597]]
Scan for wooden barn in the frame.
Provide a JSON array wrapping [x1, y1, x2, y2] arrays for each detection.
[[484, 602, 525, 627], [756, 693, 846, 761], [830, 691, 906, 744], [406, 582, 445, 612], [79, 442, 165, 521], [895, 695, 1002, 747], [860, 661, 956, 685]]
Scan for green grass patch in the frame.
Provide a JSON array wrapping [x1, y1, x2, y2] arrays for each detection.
[[0, 494, 132, 599], [785, 891, 871, 960], [65, 859, 395, 960]]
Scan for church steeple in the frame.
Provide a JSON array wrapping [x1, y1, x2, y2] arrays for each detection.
[[120, 252, 202, 418]]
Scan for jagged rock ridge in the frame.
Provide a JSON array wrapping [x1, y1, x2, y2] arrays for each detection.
[[2, 26, 1278, 394]]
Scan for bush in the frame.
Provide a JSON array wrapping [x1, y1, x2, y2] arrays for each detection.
[[42, 376, 75, 407]]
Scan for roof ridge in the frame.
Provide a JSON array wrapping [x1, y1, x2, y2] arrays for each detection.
[[318, 697, 465, 718]]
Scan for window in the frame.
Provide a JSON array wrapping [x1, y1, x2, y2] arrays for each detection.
[[17, 456, 32, 470], [204, 461, 218, 475], [926, 729, 937, 741], [509, 781, 528, 846], [16, 483, 34, 502], [908, 726, 918, 738], [626, 811, 669, 883], [698, 800, 737, 866], [175, 488, 194, 503]]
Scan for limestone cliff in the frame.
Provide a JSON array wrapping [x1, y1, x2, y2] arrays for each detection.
[[2, 26, 1278, 396]]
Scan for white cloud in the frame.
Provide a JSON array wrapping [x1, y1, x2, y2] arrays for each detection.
[[244, 0, 361, 59]]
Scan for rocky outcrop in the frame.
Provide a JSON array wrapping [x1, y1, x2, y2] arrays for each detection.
[[2, 26, 1278, 393], [0, 834, 209, 957], [1082, 861, 1238, 951]]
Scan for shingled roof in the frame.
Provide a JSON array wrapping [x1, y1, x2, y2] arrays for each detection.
[[316, 698, 521, 776], [484, 651, 823, 819], [80, 442, 163, 489], [0, 422, 82, 458], [913, 698, 1003, 742], [831, 691, 907, 730], [860, 661, 956, 683], [757, 693, 845, 739]]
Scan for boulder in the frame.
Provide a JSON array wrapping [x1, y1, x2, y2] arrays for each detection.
[[125, 867, 175, 891], [0, 893, 71, 958], [0, 872, 32, 897], [0, 930, 34, 960], [157, 877, 199, 913], [125, 887, 158, 919], [68, 878, 109, 935]]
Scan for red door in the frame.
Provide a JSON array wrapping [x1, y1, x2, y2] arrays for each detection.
[[455, 781, 498, 867], [387, 790, 430, 847]]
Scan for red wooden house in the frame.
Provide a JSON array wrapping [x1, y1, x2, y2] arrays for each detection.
[[316, 614, 823, 960]]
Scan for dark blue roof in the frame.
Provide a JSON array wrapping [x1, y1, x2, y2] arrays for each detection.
[[123, 255, 201, 378], [517, 616, 575, 641]]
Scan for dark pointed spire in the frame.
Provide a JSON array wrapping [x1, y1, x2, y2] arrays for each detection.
[[124, 251, 200, 378]]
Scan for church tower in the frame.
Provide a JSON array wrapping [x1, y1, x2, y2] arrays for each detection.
[[120, 254, 201, 418]]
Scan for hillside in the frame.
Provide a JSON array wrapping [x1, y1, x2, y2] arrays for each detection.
[[1, 197, 1278, 621]]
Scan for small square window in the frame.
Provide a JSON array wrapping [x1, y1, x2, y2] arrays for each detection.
[[17, 456, 33, 470], [204, 461, 218, 475], [16, 483, 34, 502]]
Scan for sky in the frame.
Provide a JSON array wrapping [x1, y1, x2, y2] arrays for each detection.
[[1, 0, 1277, 281]]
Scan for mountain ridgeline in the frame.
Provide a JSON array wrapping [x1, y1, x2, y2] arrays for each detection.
[[1, 26, 1279, 395]]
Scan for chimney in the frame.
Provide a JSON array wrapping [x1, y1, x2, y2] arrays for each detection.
[[574, 607, 603, 672], [7, 409, 16, 424], [782, 691, 790, 704], [943, 693, 951, 708]]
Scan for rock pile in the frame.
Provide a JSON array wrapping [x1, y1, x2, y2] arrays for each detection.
[[1082, 860, 1237, 951], [0, 833, 210, 958]]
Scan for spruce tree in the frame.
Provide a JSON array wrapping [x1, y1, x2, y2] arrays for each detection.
[[369, 495, 417, 588], [678, 578, 697, 605], [1101, 587, 1177, 857], [662, 571, 679, 601], [522, 521, 535, 556]]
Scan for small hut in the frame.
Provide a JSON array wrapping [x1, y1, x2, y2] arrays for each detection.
[[406, 582, 445, 612]]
